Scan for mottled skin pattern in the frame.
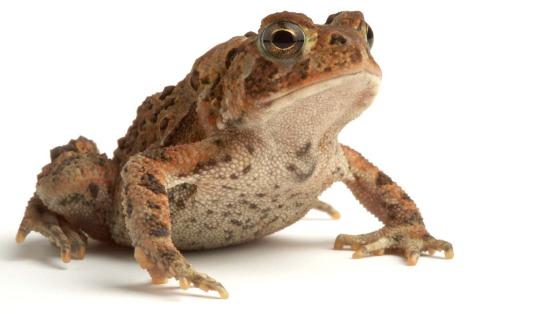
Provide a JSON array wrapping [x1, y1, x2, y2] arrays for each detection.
[[16, 11, 453, 298]]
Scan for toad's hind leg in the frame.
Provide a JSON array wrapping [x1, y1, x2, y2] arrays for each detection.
[[16, 137, 118, 262]]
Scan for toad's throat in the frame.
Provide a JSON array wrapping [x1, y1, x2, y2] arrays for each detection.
[[258, 71, 381, 148]]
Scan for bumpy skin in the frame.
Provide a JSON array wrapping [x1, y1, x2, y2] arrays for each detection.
[[16, 11, 452, 298]]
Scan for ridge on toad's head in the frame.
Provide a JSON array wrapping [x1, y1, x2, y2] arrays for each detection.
[[186, 11, 381, 133]]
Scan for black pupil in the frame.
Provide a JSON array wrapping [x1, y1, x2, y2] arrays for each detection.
[[367, 26, 373, 40], [272, 30, 295, 49]]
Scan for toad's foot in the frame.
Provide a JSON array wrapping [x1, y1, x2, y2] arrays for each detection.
[[311, 199, 341, 220], [16, 195, 88, 262], [134, 243, 228, 299], [334, 225, 453, 265]]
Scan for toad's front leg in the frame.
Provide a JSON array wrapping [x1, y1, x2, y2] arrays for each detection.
[[121, 142, 228, 298], [335, 144, 453, 265]]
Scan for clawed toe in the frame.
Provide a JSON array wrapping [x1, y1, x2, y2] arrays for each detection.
[[312, 200, 341, 220], [334, 226, 453, 265], [178, 272, 229, 299], [135, 246, 229, 299], [17, 208, 88, 263]]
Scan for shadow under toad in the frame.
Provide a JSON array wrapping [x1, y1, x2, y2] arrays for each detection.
[[3, 231, 334, 299]]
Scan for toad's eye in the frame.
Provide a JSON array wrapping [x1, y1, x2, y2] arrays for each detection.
[[366, 24, 374, 49], [260, 21, 305, 59]]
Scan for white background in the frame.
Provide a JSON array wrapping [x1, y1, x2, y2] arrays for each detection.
[[1, 0, 559, 312]]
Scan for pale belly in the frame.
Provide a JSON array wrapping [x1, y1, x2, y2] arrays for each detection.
[[167, 146, 346, 250], [168, 178, 323, 250]]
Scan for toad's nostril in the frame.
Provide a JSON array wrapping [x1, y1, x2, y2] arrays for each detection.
[[330, 34, 347, 45]]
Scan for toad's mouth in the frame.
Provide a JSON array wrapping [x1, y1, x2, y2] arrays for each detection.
[[261, 70, 380, 109]]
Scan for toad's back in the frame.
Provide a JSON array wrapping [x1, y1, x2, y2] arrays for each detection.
[[113, 36, 249, 169]]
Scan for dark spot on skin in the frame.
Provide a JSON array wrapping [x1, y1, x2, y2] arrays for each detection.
[[174, 198, 185, 209], [376, 172, 393, 186], [249, 203, 258, 209], [387, 203, 400, 211], [147, 200, 161, 210], [245, 143, 255, 155], [392, 234, 404, 243], [126, 198, 133, 217], [239, 193, 246, 197], [206, 209, 214, 215], [139, 173, 166, 195], [271, 198, 277, 203], [230, 173, 239, 180], [221, 185, 235, 190], [330, 34, 347, 45], [256, 193, 266, 198], [159, 85, 175, 100], [150, 113, 158, 124], [190, 70, 200, 90], [295, 202, 304, 207], [97, 155, 107, 166], [213, 139, 224, 147], [230, 218, 243, 226], [150, 226, 169, 237], [324, 66, 332, 72], [192, 162, 204, 174], [242, 165, 252, 174], [296, 141, 312, 157], [222, 154, 232, 162], [168, 183, 196, 211], [225, 48, 240, 69], [206, 158, 217, 167], [159, 117, 169, 130], [277, 204, 284, 208], [88, 183, 99, 198], [226, 203, 233, 208], [402, 192, 412, 201], [200, 76, 210, 85], [286, 162, 316, 182], [274, 184, 280, 189]]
